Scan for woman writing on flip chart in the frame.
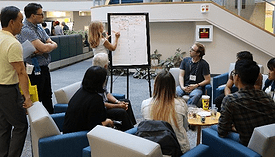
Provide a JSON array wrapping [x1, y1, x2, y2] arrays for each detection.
[[88, 21, 120, 55]]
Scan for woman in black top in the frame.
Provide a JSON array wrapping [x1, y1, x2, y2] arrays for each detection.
[[63, 66, 113, 133]]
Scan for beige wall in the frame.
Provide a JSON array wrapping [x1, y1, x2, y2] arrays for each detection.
[[150, 21, 272, 75], [72, 11, 91, 31]]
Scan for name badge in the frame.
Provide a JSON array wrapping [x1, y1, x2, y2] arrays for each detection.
[[190, 75, 196, 81]]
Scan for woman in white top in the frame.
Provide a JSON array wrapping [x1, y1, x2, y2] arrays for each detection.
[[141, 70, 190, 154], [88, 21, 120, 55]]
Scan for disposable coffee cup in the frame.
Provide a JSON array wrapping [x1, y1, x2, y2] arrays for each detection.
[[26, 64, 34, 75], [202, 95, 210, 110]]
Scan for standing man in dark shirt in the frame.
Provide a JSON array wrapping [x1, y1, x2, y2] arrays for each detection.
[[17, 3, 57, 113], [176, 42, 210, 106], [218, 59, 275, 146]]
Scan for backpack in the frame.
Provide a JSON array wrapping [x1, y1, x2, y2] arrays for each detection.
[[135, 120, 182, 157]]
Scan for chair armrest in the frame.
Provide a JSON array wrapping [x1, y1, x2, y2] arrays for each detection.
[[39, 131, 89, 157], [54, 103, 68, 113], [82, 146, 91, 157], [112, 93, 125, 100], [213, 73, 229, 100], [204, 84, 212, 104], [51, 112, 65, 132], [82, 128, 138, 157], [181, 144, 209, 157], [202, 128, 260, 157], [210, 125, 240, 142]]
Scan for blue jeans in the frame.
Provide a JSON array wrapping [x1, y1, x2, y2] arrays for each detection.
[[176, 86, 203, 106]]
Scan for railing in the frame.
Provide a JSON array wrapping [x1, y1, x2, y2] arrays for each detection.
[[98, 0, 275, 34]]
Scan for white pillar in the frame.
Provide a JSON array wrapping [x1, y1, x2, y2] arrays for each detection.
[[237, 0, 242, 16]]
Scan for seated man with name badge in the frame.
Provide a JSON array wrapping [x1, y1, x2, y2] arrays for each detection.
[[176, 42, 211, 107]]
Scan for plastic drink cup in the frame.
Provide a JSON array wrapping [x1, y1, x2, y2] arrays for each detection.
[[26, 64, 34, 75], [202, 95, 210, 110]]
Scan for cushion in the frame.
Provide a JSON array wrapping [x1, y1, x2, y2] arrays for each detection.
[[169, 68, 180, 86], [87, 125, 163, 157], [27, 102, 61, 157], [248, 123, 275, 156], [54, 81, 81, 104]]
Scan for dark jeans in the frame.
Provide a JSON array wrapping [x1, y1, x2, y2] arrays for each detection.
[[214, 93, 225, 111], [0, 84, 28, 157], [106, 99, 136, 131], [29, 66, 53, 114]]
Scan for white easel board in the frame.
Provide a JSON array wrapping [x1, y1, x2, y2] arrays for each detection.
[[108, 13, 150, 68]]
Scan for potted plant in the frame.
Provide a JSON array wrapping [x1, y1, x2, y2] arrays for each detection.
[[150, 49, 162, 67], [159, 48, 186, 71]]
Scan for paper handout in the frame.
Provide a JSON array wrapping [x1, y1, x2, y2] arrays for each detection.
[[22, 40, 36, 59]]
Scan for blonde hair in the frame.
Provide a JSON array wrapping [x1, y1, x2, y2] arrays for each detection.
[[150, 70, 179, 129], [88, 21, 103, 48]]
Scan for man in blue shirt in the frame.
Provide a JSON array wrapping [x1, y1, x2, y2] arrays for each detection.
[[17, 3, 57, 113]]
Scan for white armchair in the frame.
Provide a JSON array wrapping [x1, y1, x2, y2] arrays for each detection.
[[87, 125, 163, 157], [248, 123, 275, 157]]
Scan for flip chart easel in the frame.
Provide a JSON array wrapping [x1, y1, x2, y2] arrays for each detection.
[[108, 13, 151, 99]]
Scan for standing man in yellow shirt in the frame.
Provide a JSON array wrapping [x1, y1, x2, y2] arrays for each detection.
[[0, 6, 32, 157]]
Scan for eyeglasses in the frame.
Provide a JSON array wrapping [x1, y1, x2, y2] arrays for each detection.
[[231, 70, 238, 76], [35, 13, 44, 17]]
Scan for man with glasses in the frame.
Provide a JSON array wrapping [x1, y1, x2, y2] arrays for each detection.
[[218, 59, 275, 146], [176, 42, 210, 107], [17, 3, 57, 114]]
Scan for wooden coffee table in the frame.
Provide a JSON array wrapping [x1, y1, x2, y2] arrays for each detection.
[[188, 112, 220, 145]]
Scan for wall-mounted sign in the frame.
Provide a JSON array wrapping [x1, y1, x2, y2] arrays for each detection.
[[201, 4, 210, 13], [196, 25, 213, 42]]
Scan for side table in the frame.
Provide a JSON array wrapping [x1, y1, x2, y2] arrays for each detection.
[[188, 112, 220, 145]]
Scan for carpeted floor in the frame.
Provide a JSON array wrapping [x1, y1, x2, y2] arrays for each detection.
[[21, 58, 200, 157]]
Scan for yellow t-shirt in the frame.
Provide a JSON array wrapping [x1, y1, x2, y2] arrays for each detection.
[[0, 30, 23, 84]]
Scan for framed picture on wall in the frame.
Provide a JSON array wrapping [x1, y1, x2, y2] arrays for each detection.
[[196, 25, 213, 42]]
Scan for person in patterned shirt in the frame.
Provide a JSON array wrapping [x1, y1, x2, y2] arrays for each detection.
[[218, 59, 275, 146], [17, 3, 57, 114]]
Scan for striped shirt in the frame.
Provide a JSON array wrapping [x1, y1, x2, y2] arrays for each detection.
[[17, 20, 51, 66], [218, 88, 275, 146]]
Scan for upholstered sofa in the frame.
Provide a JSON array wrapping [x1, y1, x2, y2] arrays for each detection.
[[53, 81, 125, 113], [27, 102, 89, 157], [82, 126, 210, 157], [202, 124, 275, 157]]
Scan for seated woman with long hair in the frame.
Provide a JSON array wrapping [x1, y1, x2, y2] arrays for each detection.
[[141, 70, 190, 154], [63, 66, 113, 133]]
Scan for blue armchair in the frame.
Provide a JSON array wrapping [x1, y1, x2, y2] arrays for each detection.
[[212, 72, 238, 101], [27, 102, 89, 157], [202, 125, 260, 157]]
